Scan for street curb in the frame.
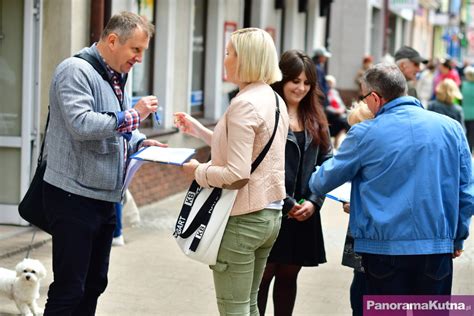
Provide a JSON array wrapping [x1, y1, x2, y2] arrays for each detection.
[[0, 227, 52, 260], [0, 237, 52, 260]]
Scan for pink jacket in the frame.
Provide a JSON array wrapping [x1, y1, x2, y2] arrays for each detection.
[[195, 82, 289, 216]]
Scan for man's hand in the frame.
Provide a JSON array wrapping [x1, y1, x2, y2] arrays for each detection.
[[139, 139, 168, 148], [453, 249, 464, 258], [134, 95, 158, 121], [343, 202, 350, 214]]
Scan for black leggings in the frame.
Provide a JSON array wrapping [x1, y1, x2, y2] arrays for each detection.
[[257, 262, 302, 316]]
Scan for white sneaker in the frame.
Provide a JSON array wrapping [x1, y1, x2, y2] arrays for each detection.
[[112, 235, 125, 247]]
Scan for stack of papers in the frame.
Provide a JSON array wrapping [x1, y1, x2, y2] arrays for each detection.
[[130, 146, 196, 166], [325, 182, 351, 203], [122, 146, 196, 192]]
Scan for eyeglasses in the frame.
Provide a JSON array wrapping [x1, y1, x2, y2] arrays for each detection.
[[359, 91, 373, 102], [359, 91, 381, 102]]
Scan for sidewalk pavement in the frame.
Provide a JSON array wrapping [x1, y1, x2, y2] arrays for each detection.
[[0, 194, 473, 315]]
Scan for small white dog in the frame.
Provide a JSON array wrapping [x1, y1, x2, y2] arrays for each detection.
[[0, 258, 47, 316]]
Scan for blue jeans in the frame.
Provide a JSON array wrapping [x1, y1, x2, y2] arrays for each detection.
[[43, 182, 116, 315], [113, 202, 122, 238], [211, 209, 282, 316], [361, 253, 453, 295]]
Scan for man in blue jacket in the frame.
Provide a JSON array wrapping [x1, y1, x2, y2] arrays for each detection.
[[309, 63, 473, 296]]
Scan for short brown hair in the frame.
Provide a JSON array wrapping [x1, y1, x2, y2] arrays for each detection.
[[101, 11, 154, 43]]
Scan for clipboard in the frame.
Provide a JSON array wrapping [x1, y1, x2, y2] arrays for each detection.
[[130, 146, 196, 166], [325, 182, 351, 203]]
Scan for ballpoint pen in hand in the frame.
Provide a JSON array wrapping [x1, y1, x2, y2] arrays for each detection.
[[154, 106, 162, 125], [154, 112, 161, 125]]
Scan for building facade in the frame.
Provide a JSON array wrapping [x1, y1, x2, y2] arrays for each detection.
[[0, 0, 454, 225]]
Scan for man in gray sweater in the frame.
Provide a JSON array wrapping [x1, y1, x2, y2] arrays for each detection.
[[43, 12, 164, 315]]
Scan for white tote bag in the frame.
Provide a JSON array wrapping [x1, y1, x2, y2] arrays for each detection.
[[173, 181, 238, 265]]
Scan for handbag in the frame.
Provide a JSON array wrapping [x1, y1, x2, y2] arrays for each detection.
[[174, 92, 281, 265], [18, 111, 51, 234]]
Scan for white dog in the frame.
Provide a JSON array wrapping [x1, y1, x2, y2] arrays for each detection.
[[0, 258, 47, 316]]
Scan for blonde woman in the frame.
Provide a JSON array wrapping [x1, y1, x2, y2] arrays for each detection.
[[427, 78, 465, 131], [174, 28, 289, 315]]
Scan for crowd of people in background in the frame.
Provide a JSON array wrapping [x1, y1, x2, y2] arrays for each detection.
[[314, 43, 474, 155]]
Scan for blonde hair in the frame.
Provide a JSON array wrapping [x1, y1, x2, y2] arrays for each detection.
[[230, 28, 282, 84], [436, 78, 462, 104], [347, 102, 374, 126]]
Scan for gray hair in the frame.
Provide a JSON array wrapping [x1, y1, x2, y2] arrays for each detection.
[[101, 11, 155, 43], [361, 63, 407, 101]]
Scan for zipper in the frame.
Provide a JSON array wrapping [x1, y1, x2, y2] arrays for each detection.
[[288, 135, 301, 198]]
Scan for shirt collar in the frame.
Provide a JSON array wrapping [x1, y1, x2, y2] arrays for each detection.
[[377, 96, 423, 116], [91, 43, 122, 81]]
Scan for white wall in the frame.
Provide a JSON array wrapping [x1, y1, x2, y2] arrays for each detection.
[[282, 0, 307, 51], [41, 0, 90, 123], [329, 0, 372, 90]]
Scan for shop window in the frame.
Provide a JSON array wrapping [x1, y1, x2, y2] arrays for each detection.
[[190, 0, 207, 117], [132, 0, 156, 127]]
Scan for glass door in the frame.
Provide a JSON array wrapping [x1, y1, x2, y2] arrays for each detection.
[[0, 0, 41, 225]]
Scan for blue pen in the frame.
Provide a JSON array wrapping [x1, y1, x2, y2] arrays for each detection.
[[154, 112, 161, 125]]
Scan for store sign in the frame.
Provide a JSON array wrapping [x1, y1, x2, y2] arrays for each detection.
[[190, 90, 203, 107], [389, 0, 418, 11]]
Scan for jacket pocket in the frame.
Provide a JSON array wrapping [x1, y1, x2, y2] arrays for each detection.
[[78, 139, 120, 190]]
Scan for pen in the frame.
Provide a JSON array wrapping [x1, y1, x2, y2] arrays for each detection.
[[154, 111, 161, 125], [298, 199, 305, 204]]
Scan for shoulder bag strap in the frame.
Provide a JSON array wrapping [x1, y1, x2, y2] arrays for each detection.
[[74, 51, 128, 109], [251, 91, 280, 173], [37, 108, 50, 167]]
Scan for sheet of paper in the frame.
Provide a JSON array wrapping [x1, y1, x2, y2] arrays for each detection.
[[122, 158, 145, 193], [130, 146, 196, 166], [326, 182, 351, 203]]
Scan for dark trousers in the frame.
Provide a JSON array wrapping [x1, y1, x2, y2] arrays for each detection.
[[43, 182, 116, 316], [465, 120, 474, 152], [361, 253, 453, 295], [350, 270, 368, 316]]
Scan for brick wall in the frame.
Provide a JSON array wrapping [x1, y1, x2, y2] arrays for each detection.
[[129, 146, 210, 207]]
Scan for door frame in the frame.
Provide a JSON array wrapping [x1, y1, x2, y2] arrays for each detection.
[[0, 0, 42, 225]]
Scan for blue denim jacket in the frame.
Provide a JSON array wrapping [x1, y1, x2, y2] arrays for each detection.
[[309, 96, 473, 255]]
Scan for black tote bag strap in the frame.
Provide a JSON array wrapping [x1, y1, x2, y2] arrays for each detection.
[[251, 91, 280, 173], [37, 108, 50, 167], [175, 91, 281, 251], [74, 51, 128, 109], [176, 182, 221, 239]]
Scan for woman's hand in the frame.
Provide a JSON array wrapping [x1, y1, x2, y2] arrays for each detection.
[[288, 201, 315, 222], [174, 112, 204, 139], [182, 159, 200, 177]]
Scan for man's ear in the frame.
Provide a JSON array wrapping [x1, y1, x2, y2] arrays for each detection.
[[107, 33, 119, 50]]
